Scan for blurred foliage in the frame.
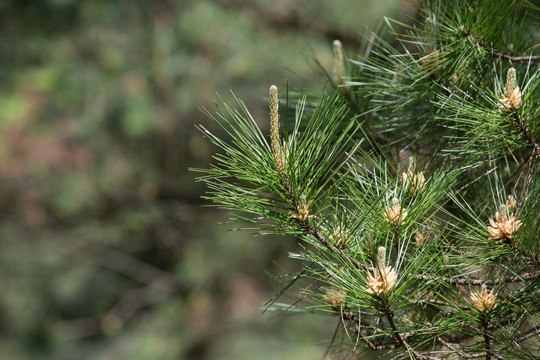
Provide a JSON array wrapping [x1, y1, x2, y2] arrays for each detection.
[[0, 0, 397, 359]]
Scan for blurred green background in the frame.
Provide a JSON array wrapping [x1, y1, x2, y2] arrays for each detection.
[[0, 1, 398, 359]]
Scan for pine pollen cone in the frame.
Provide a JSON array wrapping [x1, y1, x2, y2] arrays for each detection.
[[499, 68, 522, 110], [323, 289, 347, 307], [414, 231, 424, 243], [384, 198, 407, 226], [291, 195, 314, 221], [470, 287, 498, 313], [499, 87, 522, 110], [366, 265, 397, 296], [487, 209, 522, 242], [329, 227, 352, 248], [402, 170, 425, 192]]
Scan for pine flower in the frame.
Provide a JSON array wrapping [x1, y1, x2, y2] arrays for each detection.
[[384, 198, 407, 226], [470, 287, 498, 313], [329, 227, 352, 248], [291, 195, 314, 221], [323, 289, 347, 307], [367, 267, 397, 296], [506, 195, 517, 212], [366, 247, 397, 296], [487, 205, 522, 242], [499, 67, 522, 110], [401, 170, 425, 192], [418, 49, 441, 74], [500, 87, 522, 110], [414, 223, 435, 244]]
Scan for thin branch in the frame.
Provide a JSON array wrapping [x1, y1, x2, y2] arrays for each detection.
[[496, 324, 540, 356], [381, 298, 436, 360], [522, 151, 538, 210], [485, 48, 540, 63], [435, 336, 473, 358], [279, 164, 370, 270], [461, 28, 540, 63], [511, 112, 540, 156], [510, 110, 540, 207], [383, 304, 407, 348], [515, 325, 540, 343], [483, 325, 493, 360], [415, 298, 470, 310], [415, 270, 540, 286], [340, 308, 393, 351]]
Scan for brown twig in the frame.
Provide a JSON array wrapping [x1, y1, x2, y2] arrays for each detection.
[[461, 28, 540, 63], [482, 319, 494, 360], [380, 297, 440, 360], [515, 325, 540, 343], [493, 324, 539, 357], [384, 305, 407, 349], [511, 112, 540, 156], [415, 270, 540, 286], [279, 164, 370, 271], [484, 49, 540, 63], [509, 110, 540, 207], [435, 336, 472, 358], [340, 309, 393, 350], [416, 298, 470, 310]]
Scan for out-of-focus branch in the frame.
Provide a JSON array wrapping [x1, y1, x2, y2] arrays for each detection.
[[216, 0, 361, 47], [75, 244, 180, 293], [53, 242, 183, 340]]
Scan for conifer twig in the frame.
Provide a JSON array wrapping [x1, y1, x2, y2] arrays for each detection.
[[332, 39, 385, 141], [268, 86, 368, 270], [380, 297, 435, 360], [483, 321, 493, 360], [435, 336, 473, 358], [201, 3, 540, 358], [515, 325, 540, 343], [486, 49, 540, 63], [460, 27, 540, 63], [415, 270, 539, 286], [511, 112, 540, 156], [340, 309, 391, 351]]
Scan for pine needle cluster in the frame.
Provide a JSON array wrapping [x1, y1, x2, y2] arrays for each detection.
[[197, 1, 540, 358]]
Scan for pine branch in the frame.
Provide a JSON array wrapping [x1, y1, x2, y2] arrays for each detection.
[[482, 320, 494, 360], [416, 270, 540, 286], [278, 147, 369, 271], [380, 297, 438, 360], [340, 309, 396, 351], [460, 27, 540, 63], [435, 337, 473, 359], [200, 1, 540, 358], [515, 325, 540, 343], [510, 111, 540, 156]]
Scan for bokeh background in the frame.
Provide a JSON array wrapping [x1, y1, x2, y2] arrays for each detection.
[[0, 1, 400, 359]]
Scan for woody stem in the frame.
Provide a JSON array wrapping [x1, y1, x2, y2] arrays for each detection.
[[512, 112, 540, 156], [382, 297, 428, 360]]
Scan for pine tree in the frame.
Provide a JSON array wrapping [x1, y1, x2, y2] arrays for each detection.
[[197, 1, 540, 358]]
